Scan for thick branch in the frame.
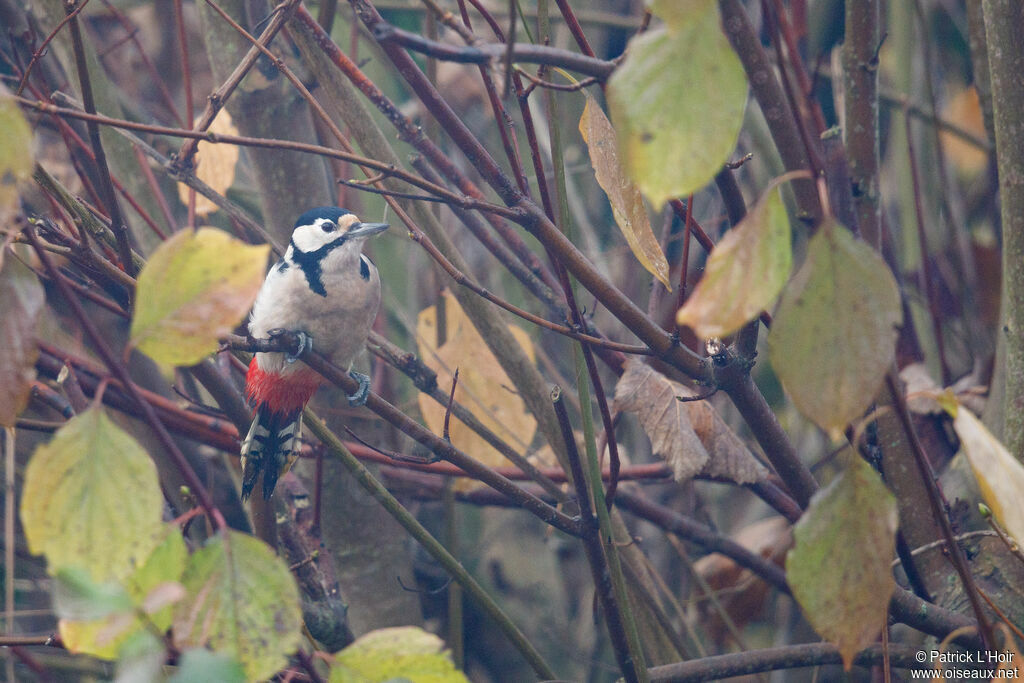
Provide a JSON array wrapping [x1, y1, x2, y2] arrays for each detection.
[[648, 643, 920, 682], [843, 0, 882, 248], [983, 0, 1024, 455]]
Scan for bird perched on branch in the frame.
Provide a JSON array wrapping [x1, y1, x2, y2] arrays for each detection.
[[241, 207, 388, 500]]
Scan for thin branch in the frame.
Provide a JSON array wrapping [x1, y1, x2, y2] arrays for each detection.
[[905, 112, 952, 385], [370, 22, 616, 80], [15, 0, 91, 96], [64, 0, 136, 277], [553, 388, 642, 683], [513, 66, 597, 91], [17, 97, 514, 221], [442, 368, 459, 442]]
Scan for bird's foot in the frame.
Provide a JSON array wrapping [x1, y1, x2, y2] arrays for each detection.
[[347, 370, 371, 406], [267, 328, 312, 363]]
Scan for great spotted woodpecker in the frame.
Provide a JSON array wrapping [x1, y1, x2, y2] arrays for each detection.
[[241, 207, 388, 500]]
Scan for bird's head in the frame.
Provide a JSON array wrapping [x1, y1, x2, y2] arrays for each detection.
[[289, 207, 389, 254]]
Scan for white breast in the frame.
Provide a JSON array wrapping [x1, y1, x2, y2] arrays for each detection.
[[249, 247, 380, 376]]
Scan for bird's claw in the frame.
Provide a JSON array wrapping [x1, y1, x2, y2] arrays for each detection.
[[267, 328, 312, 363], [347, 370, 371, 406]]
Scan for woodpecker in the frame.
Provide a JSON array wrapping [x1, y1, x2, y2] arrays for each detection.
[[241, 207, 388, 500]]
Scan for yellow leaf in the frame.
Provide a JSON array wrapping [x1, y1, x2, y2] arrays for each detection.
[[677, 187, 791, 337], [607, 4, 747, 208], [415, 291, 537, 491], [952, 407, 1024, 545], [173, 530, 302, 681], [786, 456, 898, 669], [130, 227, 270, 371], [648, 0, 716, 31], [59, 531, 187, 660], [177, 110, 239, 216], [940, 86, 988, 179], [331, 626, 468, 683], [0, 92, 34, 220], [580, 95, 670, 289], [769, 221, 901, 436], [20, 406, 164, 582]]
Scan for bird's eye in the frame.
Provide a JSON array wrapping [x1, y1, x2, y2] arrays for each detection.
[[321, 222, 336, 233]]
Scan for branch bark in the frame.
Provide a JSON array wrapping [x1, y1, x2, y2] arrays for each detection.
[[983, 0, 1024, 456]]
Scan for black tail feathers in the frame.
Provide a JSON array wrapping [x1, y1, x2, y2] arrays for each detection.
[[240, 406, 302, 500]]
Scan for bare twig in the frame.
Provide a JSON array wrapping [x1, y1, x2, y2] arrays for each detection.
[[370, 22, 615, 80], [442, 368, 459, 442], [64, 0, 136, 277], [15, 0, 91, 96]]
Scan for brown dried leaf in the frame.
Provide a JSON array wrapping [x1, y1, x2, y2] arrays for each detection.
[[613, 360, 766, 483], [686, 395, 768, 484], [0, 256, 44, 426], [614, 360, 708, 480], [694, 516, 792, 645], [176, 110, 239, 216], [580, 95, 670, 289]]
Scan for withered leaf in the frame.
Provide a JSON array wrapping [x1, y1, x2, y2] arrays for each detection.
[[613, 360, 766, 483]]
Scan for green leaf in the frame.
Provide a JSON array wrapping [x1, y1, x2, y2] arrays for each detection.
[[20, 406, 164, 582], [952, 407, 1024, 545], [0, 94, 34, 216], [607, 3, 747, 208], [330, 626, 469, 683], [130, 228, 269, 371], [60, 530, 187, 660], [786, 456, 898, 670], [52, 567, 134, 621], [0, 254, 45, 426], [579, 95, 670, 289], [768, 221, 901, 436], [169, 649, 247, 683], [173, 530, 302, 681], [113, 630, 166, 683], [677, 186, 791, 337], [648, 0, 716, 30]]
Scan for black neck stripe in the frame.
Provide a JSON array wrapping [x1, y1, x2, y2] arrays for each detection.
[[289, 236, 348, 297]]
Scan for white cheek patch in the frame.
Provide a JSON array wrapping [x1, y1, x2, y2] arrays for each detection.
[[291, 220, 344, 253]]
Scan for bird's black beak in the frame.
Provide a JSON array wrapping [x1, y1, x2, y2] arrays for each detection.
[[347, 222, 389, 238]]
